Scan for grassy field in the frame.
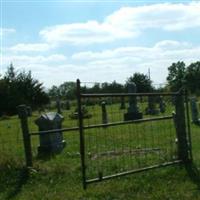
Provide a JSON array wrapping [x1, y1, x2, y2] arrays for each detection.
[[0, 99, 200, 200]]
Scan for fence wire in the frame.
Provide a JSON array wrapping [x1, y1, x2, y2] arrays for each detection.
[[78, 82, 182, 183]]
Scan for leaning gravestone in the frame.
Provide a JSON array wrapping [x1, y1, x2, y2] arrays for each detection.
[[190, 97, 200, 125], [145, 96, 159, 115], [124, 82, 143, 121], [101, 101, 108, 124], [35, 112, 66, 155], [56, 96, 62, 114], [120, 96, 126, 109]]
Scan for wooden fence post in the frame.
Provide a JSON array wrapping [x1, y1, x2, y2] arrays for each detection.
[[18, 105, 33, 167], [174, 92, 189, 163]]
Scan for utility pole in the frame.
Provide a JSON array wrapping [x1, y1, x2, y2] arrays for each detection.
[[148, 68, 151, 80]]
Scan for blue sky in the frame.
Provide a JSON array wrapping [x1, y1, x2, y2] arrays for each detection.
[[1, 0, 200, 87]]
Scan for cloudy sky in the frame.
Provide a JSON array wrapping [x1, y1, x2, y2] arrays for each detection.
[[1, 0, 200, 88]]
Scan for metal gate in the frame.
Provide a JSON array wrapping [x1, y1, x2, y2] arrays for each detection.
[[77, 80, 192, 189]]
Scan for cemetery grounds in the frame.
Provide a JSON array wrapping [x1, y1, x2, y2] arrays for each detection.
[[0, 96, 200, 200]]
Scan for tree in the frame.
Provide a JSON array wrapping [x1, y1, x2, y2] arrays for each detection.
[[126, 72, 153, 92], [48, 82, 77, 100], [101, 81, 124, 93], [0, 64, 49, 115], [60, 82, 76, 99], [185, 61, 200, 94], [167, 61, 186, 91]]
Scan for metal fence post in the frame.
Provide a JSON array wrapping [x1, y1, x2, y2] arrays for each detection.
[[18, 104, 33, 167], [184, 90, 193, 161], [77, 79, 87, 189], [174, 92, 189, 163]]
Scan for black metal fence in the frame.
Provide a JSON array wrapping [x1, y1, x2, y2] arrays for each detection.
[[77, 80, 192, 188]]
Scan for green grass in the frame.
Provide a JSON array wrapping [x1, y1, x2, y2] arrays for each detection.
[[0, 101, 200, 200]]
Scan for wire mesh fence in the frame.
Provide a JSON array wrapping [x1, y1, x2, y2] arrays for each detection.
[[81, 96, 178, 180], [78, 81, 191, 187]]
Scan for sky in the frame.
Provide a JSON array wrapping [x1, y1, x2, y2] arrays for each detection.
[[1, 0, 200, 88]]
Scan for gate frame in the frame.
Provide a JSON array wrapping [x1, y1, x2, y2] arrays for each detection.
[[76, 79, 192, 189]]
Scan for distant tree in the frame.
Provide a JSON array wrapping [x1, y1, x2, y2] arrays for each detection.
[[126, 72, 153, 92], [48, 85, 60, 99], [48, 82, 76, 100], [60, 82, 76, 99], [86, 83, 101, 94], [185, 61, 200, 94], [101, 81, 124, 93], [167, 61, 186, 91]]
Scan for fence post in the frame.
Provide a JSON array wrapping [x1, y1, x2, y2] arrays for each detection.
[[18, 104, 33, 167], [174, 92, 189, 163], [77, 79, 87, 189]]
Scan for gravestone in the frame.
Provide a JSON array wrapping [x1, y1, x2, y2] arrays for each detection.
[[145, 96, 159, 115], [120, 96, 126, 109], [56, 96, 62, 114], [124, 82, 143, 121], [69, 106, 92, 119], [101, 101, 108, 124], [190, 97, 200, 125], [106, 97, 112, 105], [27, 106, 32, 117], [159, 96, 166, 113], [35, 112, 66, 155], [65, 100, 70, 110]]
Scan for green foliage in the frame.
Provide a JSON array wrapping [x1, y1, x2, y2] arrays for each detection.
[[48, 82, 76, 100], [126, 72, 154, 92], [167, 61, 200, 94], [185, 61, 200, 94], [0, 64, 49, 115], [49, 81, 124, 100], [167, 61, 186, 91]]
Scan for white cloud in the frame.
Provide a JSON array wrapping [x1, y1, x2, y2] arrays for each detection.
[[2, 54, 67, 66], [0, 28, 16, 36], [3, 40, 200, 87], [71, 40, 200, 84], [39, 2, 200, 45], [39, 20, 134, 45], [9, 43, 52, 52], [106, 2, 200, 32]]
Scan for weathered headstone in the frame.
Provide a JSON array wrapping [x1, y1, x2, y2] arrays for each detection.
[[56, 96, 62, 114], [145, 96, 159, 115], [190, 97, 200, 125], [27, 106, 32, 116], [124, 82, 143, 121], [69, 106, 92, 119], [120, 96, 126, 109], [159, 96, 166, 113], [101, 101, 108, 124], [65, 100, 70, 110], [106, 97, 112, 105], [35, 112, 66, 155]]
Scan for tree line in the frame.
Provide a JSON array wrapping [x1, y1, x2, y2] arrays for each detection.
[[1, 61, 199, 115]]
